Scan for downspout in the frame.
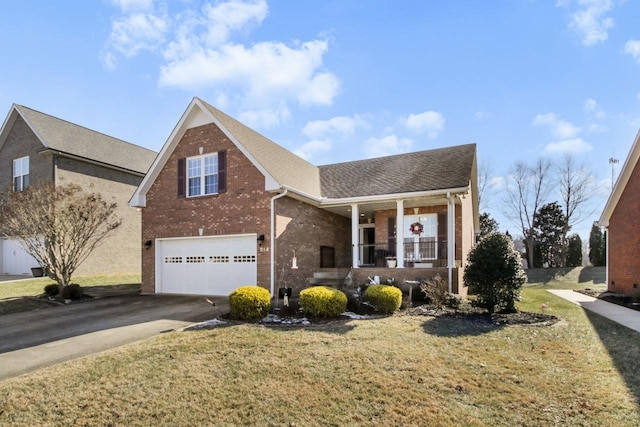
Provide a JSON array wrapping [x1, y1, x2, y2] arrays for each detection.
[[447, 192, 454, 294], [270, 189, 288, 298]]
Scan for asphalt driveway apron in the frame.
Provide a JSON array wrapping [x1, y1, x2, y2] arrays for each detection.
[[0, 294, 223, 380]]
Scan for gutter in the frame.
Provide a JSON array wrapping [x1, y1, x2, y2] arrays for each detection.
[[280, 184, 470, 208], [320, 186, 470, 207], [39, 149, 147, 177], [270, 189, 288, 298]]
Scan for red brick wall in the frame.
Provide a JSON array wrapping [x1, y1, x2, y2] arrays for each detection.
[[275, 196, 351, 294], [141, 123, 272, 293], [609, 161, 640, 297]]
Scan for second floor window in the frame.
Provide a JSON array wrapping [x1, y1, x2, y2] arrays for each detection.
[[13, 156, 29, 192], [187, 153, 218, 197]]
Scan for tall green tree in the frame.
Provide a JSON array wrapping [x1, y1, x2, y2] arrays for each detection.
[[589, 224, 606, 267], [479, 212, 499, 238], [533, 202, 566, 268], [566, 234, 583, 267], [503, 159, 552, 269]]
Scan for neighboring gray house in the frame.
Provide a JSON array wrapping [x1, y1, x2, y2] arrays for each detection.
[[0, 104, 156, 276]]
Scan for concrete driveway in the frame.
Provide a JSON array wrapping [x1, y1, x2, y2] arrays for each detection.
[[0, 293, 225, 381]]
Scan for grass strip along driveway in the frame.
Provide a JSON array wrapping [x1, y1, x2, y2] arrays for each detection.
[[0, 275, 141, 315], [1, 284, 639, 426]]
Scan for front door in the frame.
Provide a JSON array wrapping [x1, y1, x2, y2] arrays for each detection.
[[359, 225, 375, 266]]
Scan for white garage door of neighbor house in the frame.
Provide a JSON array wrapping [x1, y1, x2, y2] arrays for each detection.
[[2, 239, 39, 275], [157, 234, 257, 295]]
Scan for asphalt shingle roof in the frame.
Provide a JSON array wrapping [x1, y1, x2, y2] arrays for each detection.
[[199, 99, 322, 198], [15, 105, 156, 174], [318, 144, 476, 198]]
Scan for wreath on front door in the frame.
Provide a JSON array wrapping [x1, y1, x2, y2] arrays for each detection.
[[409, 222, 423, 235]]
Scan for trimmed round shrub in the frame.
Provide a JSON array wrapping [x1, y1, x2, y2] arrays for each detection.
[[229, 286, 271, 320], [299, 286, 347, 318], [365, 284, 402, 314], [464, 232, 526, 314], [62, 284, 84, 300], [44, 283, 59, 296]]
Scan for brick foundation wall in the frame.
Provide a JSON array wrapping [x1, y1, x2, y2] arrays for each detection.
[[142, 122, 272, 293], [608, 161, 640, 297]]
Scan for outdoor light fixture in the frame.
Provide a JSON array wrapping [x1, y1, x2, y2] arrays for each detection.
[[144, 240, 152, 250], [257, 234, 265, 246]]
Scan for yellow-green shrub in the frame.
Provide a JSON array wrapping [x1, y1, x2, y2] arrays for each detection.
[[365, 284, 402, 314], [229, 286, 271, 320], [299, 286, 347, 317]]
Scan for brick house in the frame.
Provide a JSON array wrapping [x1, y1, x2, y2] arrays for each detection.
[[0, 104, 156, 276], [599, 129, 640, 297], [130, 98, 479, 297]]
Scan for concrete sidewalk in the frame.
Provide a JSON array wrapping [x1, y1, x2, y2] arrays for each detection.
[[548, 289, 640, 333]]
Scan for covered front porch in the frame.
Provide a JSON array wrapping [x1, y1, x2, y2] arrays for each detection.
[[322, 192, 467, 293]]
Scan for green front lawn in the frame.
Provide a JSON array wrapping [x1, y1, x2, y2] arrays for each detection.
[[1, 287, 638, 426]]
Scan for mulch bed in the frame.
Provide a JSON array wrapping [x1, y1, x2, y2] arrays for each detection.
[[405, 305, 559, 326]]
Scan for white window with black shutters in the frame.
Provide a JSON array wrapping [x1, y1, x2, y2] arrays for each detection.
[[177, 150, 227, 198]]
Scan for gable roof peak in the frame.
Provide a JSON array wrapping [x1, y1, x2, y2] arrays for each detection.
[[4, 104, 156, 175]]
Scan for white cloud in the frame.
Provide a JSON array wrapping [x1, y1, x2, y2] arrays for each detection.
[[490, 176, 506, 190], [544, 138, 593, 154], [159, 39, 339, 106], [533, 113, 580, 139], [364, 135, 413, 158], [109, 0, 153, 12], [201, 0, 268, 47], [302, 115, 368, 139], [103, 6, 170, 65], [561, 0, 616, 46], [293, 139, 332, 160], [623, 39, 640, 63], [583, 98, 597, 113], [104, 0, 339, 120], [583, 98, 606, 119], [474, 111, 490, 120], [402, 111, 445, 139]]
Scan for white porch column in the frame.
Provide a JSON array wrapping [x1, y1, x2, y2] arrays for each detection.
[[351, 204, 359, 268], [447, 194, 455, 293], [396, 200, 405, 268]]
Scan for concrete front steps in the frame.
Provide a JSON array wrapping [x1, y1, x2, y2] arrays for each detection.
[[308, 268, 352, 287], [525, 266, 605, 285]]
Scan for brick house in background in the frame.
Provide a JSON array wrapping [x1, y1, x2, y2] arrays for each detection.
[[599, 129, 640, 297], [130, 97, 478, 297], [0, 104, 156, 276]]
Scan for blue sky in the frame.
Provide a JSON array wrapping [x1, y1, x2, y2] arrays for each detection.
[[1, 0, 639, 240]]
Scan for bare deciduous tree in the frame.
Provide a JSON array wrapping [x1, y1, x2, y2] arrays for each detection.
[[558, 154, 596, 230], [0, 183, 121, 291], [503, 158, 552, 268], [477, 158, 493, 212], [556, 154, 596, 266]]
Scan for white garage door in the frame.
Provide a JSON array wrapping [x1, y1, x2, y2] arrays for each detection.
[[156, 234, 257, 295], [2, 239, 39, 275]]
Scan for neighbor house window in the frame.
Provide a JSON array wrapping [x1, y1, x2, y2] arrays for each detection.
[[187, 153, 218, 197], [13, 156, 29, 192]]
